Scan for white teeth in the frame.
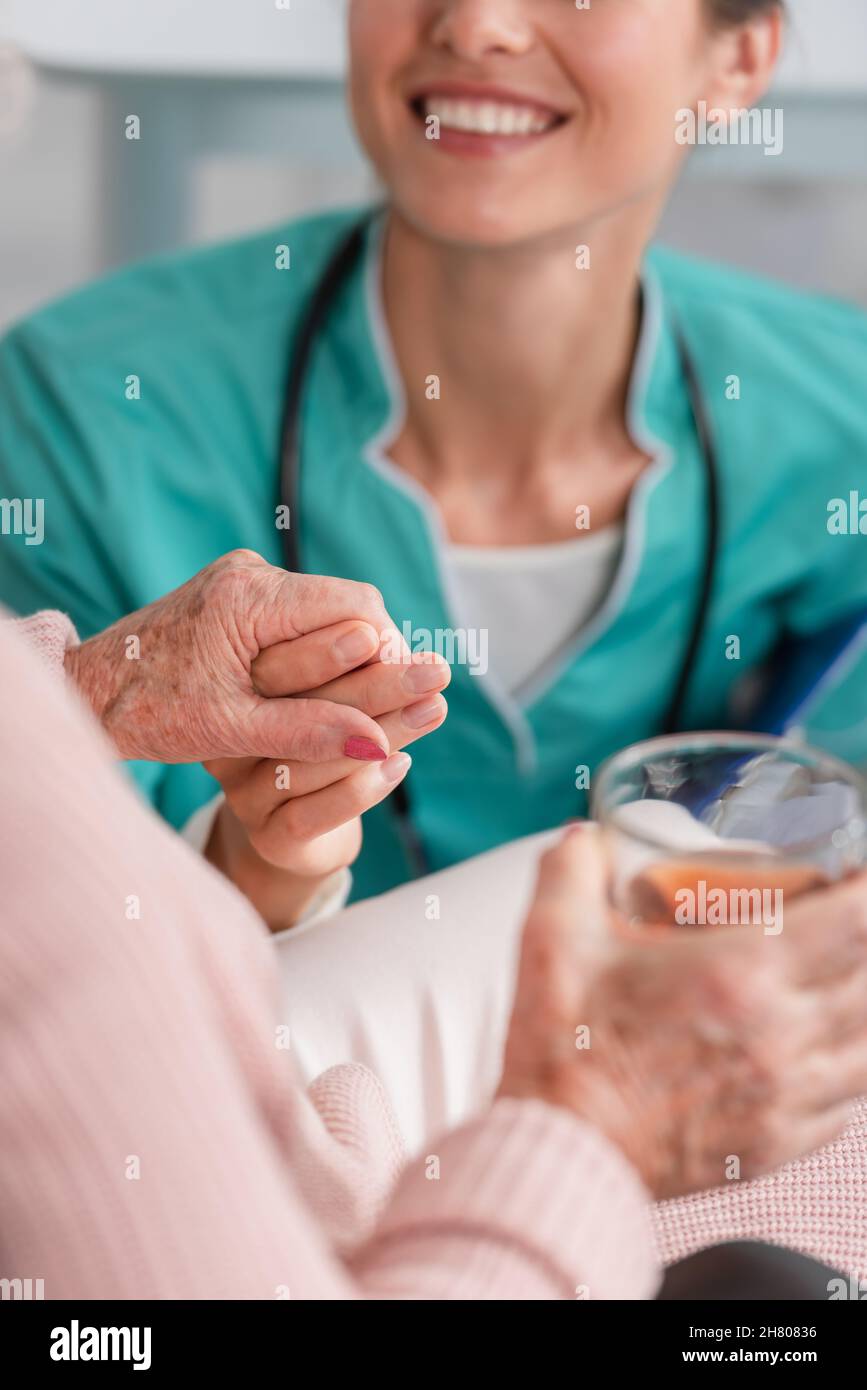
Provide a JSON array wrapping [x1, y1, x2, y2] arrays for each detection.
[[480, 103, 499, 134], [424, 95, 556, 137]]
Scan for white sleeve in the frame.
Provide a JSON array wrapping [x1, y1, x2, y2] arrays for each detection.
[[179, 792, 225, 855], [181, 794, 353, 931], [283, 867, 353, 935]]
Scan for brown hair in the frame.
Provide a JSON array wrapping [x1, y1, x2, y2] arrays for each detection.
[[709, 0, 783, 21]]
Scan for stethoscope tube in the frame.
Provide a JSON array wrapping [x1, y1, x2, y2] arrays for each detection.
[[278, 212, 721, 878]]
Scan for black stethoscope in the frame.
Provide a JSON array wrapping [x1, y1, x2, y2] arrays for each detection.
[[278, 211, 721, 878]]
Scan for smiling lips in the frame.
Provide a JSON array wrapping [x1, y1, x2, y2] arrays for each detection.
[[422, 93, 559, 137], [411, 88, 566, 148]]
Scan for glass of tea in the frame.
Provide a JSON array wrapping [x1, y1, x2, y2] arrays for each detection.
[[591, 733, 867, 934]]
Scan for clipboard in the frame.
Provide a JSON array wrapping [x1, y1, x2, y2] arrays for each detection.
[[668, 612, 867, 821]]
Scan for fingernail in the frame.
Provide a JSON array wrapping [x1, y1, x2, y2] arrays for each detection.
[[334, 626, 377, 665], [344, 736, 388, 762], [403, 659, 447, 695], [402, 695, 445, 730], [381, 751, 412, 785]]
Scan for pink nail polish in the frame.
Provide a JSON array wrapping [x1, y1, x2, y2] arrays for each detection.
[[344, 737, 388, 763]]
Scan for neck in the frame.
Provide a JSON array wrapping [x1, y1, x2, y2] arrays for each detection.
[[381, 207, 657, 480]]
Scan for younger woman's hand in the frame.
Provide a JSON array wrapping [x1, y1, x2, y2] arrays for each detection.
[[204, 644, 450, 929], [499, 825, 867, 1201]]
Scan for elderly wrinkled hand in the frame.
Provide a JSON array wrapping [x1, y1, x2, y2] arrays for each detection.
[[499, 825, 867, 1201], [64, 550, 410, 766]]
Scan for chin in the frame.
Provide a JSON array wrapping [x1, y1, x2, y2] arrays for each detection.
[[391, 184, 566, 252]]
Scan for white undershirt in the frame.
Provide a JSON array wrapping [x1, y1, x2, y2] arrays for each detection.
[[447, 526, 624, 696]]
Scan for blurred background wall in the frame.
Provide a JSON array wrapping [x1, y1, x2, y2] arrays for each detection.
[[0, 0, 865, 331]]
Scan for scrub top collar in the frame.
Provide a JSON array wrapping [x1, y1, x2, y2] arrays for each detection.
[[326, 208, 700, 774]]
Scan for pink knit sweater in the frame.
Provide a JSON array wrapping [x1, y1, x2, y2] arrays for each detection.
[[2, 612, 865, 1298], [0, 613, 656, 1299]]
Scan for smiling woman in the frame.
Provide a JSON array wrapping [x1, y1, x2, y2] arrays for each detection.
[[349, 0, 784, 245], [0, 0, 866, 912], [3, 0, 867, 1316]]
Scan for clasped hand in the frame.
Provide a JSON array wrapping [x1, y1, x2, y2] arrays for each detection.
[[66, 550, 450, 928]]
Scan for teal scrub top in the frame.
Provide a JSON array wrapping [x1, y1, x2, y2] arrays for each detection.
[[1, 205, 867, 902]]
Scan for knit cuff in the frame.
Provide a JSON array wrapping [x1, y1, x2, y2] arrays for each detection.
[[9, 610, 79, 680], [361, 1098, 660, 1300], [286, 868, 353, 935]]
